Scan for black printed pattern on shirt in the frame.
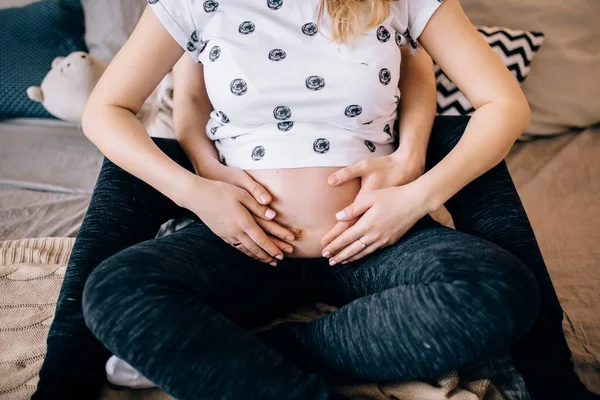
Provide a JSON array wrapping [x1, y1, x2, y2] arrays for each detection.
[[364, 140, 376, 152], [376, 26, 391, 43], [273, 106, 291, 120], [384, 124, 392, 136], [395, 31, 404, 47], [230, 79, 248, 95], [269, 49, 286, 61], [187, 30, 199, 52], [239, 21, 255, 35], [203, 1, 219, 12], [278, 121, 294, 131], [267, 0, 283, 11], [404, 28, 418, 50], [345, 105, 362, 117], [302, 22, 318, 36], [209, 46, 221, 61], [313, 138, 330, 154], [218, 111, 230, 123], [251, 146, 266, 161], [306, 76, 325, 91], [379, 68, 391, 85]]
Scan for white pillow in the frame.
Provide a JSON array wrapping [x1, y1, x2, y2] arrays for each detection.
[[81, 0, 147, 63]]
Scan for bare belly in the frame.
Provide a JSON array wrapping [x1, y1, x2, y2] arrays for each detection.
[[246, 167, 361, 258]]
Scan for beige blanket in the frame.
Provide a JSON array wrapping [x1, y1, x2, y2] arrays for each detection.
[[0, 237, 506, 400]]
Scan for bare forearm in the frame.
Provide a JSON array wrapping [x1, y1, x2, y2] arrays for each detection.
[[416, 99, 530, 213], [173, 99, 220, 174], [394, 48, 437, 162], [82, 106, 203, 207]]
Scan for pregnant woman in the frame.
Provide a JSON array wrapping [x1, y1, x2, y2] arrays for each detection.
[[33, 0, 595, 399]]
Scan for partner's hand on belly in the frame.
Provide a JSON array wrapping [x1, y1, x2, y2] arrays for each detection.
[[196, 160, 302, 263], [246, 167, 361, 258], [320, 182, 432, 265], [181, 174, 296, 265]]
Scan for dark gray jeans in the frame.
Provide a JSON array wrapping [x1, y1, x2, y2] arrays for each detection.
[[33, 116, 592, 400], [81, 210, 539, 400]]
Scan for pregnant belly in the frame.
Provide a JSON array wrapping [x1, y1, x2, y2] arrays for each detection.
[[246, 167, 361, 259]]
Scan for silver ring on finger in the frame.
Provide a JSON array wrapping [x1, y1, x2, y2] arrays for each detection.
[[357, 238, 367, 249]]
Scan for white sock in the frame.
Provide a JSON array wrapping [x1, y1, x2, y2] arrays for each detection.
[[105, 355, 157, 389]]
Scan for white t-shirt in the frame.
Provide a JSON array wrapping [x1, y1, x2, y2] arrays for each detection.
[[148, 0, 443, 169]]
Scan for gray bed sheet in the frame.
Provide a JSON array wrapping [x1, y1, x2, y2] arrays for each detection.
[[0, 119, 103, 239]]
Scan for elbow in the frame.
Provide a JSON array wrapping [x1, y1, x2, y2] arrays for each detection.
[[501, 94, 531, 150], [512, 89, 532, 132], [503, 94, 531, 153], [520, 97, 532, 132], [496, 92, 531, 137], [81, 101, 98, 142]]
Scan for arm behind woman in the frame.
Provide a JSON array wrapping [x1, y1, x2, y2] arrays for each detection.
[[171, 57, 220, 173]]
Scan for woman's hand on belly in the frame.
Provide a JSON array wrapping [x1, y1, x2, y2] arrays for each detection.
[[320, 182, 432, 266], [321, 151, 425, 251], [246, 167, 362, 259]]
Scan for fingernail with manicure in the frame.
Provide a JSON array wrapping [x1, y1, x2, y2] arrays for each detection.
[[322, 251, 331, 258], [265, 209, 276, 218], [329, 260, 337, 266], [286, 235, 295, 241], [275, 254, 283, 260], [341, 260, 348, 264], [270, 261, 277, 267], [335, 211, 346, 220]]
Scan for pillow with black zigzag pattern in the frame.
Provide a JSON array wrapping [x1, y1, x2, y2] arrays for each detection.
[[435, 26, 545, 116]]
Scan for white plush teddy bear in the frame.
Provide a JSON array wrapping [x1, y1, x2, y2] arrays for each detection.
[[27, 51, 108, 124], [26, 51, 175, 138]]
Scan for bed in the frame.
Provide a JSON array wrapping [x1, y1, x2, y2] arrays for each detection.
[[0, 117, 598, 399], [1, 0, 599, 396]]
